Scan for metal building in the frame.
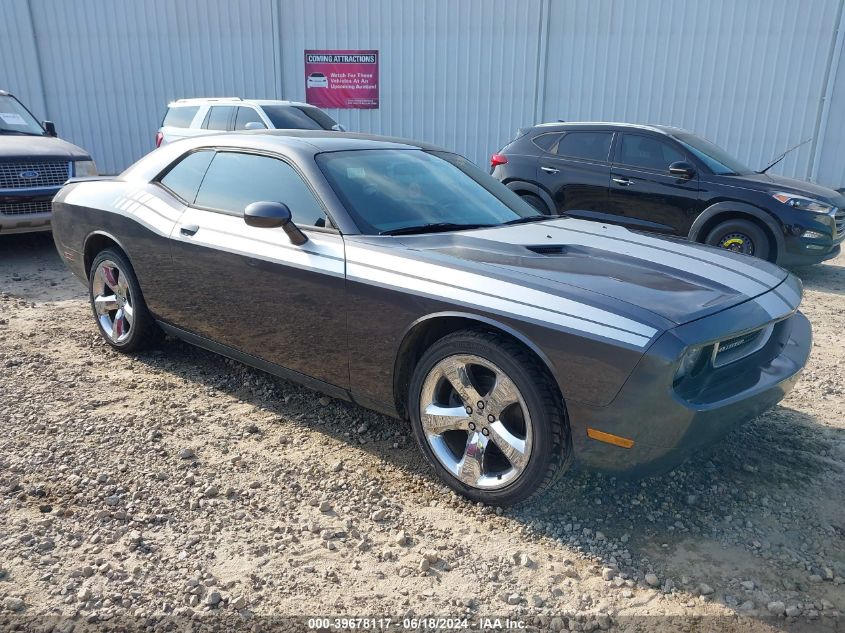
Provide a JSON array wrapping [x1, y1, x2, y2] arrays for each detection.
[[2, 0, 843, 186]]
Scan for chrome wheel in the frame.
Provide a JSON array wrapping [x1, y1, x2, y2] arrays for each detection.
[[419, 354, 533, 490], [92, 260, 134, 344]]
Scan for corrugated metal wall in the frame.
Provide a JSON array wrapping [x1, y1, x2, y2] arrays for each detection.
[[276, 0, 543, 173], [541, 0, 843, 182], [1, 0, 843, 186], [816, 15, 845, 190], [23, 0, 279, 174], [0, 0, 46, 118]]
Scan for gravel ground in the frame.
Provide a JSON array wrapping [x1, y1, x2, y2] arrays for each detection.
[[0, 232, 843, 632]]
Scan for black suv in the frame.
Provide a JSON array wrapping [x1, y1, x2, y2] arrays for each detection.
[[0, 90, 95, 235], [491, 122, 844, 266]]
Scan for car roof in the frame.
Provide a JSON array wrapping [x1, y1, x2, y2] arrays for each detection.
[[167, 97, 313, 108], [237, 130, 453, 153], [122, 131, 452, 183], [532, 121, 691, 136]]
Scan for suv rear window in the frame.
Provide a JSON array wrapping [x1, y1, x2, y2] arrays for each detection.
[[235, 107, 266, 130], [261, 105, 337, 130], [556, 131, 613, 162], [532, 133, 563, 152], [161, 106, 199, 128], [203, 106, 234, 131]]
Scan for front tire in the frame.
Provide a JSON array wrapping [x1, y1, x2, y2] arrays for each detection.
[[88, 248, 160, 352], [520, 193, 551, 215], [705, 219, 771, 260], [408, 330, 571, 506]]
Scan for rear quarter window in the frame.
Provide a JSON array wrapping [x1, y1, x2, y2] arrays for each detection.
[[158, 150, 215, 203], [531, 132, 563, 152], [161, 106, 199, 128]]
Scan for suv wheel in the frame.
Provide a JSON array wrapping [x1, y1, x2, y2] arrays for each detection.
[[520, 193, 551, 215], [705, 219, 771, 260], [88, 249, 160, 352], [408, 330, 571, 506]]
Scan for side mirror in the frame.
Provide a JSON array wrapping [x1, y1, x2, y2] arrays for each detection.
[[669, 161, 695, 179], [244, 121, 266, 130], [43, 121, 57, 137], [244, 201, 308, 245], [331, 123, 347, 132]]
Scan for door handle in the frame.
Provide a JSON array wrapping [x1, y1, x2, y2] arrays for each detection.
[[179, 224, 199, 236], [540, 166, 560, 174], [612, 176, 634, 186]]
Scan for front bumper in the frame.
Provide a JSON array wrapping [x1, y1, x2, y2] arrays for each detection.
[[0, 189, 58, 234], [777, 208, 844, 267], [570, 285, 811, 476]]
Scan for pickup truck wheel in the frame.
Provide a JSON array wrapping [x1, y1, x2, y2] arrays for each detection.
[[409, 330, 571, 506], [520, 193, 551, 215], [705, 219, 771, 260], [88, 249, 160, 352]]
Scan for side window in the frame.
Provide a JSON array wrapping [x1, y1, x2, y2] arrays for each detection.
[[158, 150, 215, 203], [618, 134, 685, 171], [194, 152, 326, 226], [203, 106, 234, 131], [234, 107, 266, 130], [162, 106, 199, 128], [531, 133, 563, 153], [555, 131, 613, 162]]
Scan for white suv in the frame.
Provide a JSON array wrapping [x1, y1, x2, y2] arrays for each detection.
[[155, 98, 345, 147]]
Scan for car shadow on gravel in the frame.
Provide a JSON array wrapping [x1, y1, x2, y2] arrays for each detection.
[[512, 405, 845, 623], [791, 261, 845, 297], [126, 337, 843, 626], [0, 232, 82, 301]]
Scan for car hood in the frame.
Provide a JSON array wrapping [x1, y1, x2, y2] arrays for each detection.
[[0, 135, 91, 161], [387, 218, 793, 327], [717, 172, 845, 206]]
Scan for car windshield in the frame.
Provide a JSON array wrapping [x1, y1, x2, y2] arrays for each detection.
[[261, 105, 337, 130], [316, 149, 538, 234], [673, 132, 753, 175], [0, 95, 45, 136]]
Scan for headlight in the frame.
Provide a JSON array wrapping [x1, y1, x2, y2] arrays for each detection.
[[673, 345, 707, 384], [771, 192, 833, 214], [74, 160, 98, 177]]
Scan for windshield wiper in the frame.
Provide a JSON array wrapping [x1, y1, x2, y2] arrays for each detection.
[[501, 214, 558, 226], [380, 222, 494, 236], [0, 129, 43, 136]]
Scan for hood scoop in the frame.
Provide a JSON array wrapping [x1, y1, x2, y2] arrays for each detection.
[[526, 244, 568, 256]]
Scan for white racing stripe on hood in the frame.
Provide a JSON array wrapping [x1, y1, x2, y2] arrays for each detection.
[[468, 221, 783, 297], [346, 245, 658, 348], [754, 290, 797, 320], [547, 220, 786, 288], [774, 279, 802, 308]]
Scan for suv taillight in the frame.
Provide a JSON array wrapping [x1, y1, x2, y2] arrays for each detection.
[[491, 153, 508, 168], [155, 131, 164, 148]]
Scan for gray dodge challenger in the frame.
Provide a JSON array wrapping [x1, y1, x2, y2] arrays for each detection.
[[52, 131, 811, 506]]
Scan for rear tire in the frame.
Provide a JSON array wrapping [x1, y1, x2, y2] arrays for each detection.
[[520, 193, 552, 215], [88, 248, 161, 352], [408, 329, 571, 506], [705, 218, 771, 261]]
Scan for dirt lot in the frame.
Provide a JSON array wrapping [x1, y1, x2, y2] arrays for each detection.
[[0, 232, 843, 632]]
